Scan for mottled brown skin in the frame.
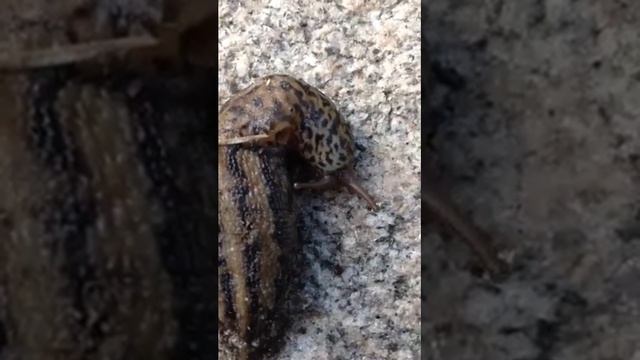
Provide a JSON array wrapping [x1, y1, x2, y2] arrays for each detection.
[[217, 75, 377, 358], [219, 74, 377, 209]]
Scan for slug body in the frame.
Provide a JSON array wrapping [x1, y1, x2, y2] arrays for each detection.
[[218, 145, 296, 358], [219, 75, 353, 171], [217, 74, 376, 357], [219, 74, 376, 207]]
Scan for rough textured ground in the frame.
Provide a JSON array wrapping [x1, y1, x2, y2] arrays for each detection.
[[425, 1, 640, 360], [219, 1, 421, 359]]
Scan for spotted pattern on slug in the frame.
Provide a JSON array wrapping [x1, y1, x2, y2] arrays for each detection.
[[218, 74, 356, 173]]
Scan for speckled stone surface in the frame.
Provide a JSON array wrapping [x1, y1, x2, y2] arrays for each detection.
[[426, 1, 640, 360], [219, 1, 421, 359]]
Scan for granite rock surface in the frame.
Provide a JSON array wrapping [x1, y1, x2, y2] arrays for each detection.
[[219, 1, 421, 359]]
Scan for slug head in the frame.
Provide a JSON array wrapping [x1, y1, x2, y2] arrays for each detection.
[[290, 119, 378, 210]]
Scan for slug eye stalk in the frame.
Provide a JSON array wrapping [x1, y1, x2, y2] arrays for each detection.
[[293, 167, 378, 210]]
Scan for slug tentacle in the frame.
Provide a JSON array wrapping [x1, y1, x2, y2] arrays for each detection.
[[338, 167, 378, 210], [293, 167, 378, 210], [293, 174, 337, 190]]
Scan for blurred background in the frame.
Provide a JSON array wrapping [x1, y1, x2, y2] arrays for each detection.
[[425, 1, 640, 359]]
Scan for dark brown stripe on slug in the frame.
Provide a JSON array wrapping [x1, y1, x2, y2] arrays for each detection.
[[218, 256, 237, 322], [225, 145, 251, 227], [218, 210, 237, 325], [219, 145, 256, 343], [244, 149, 279, 348], [242, 239, 261, 344], [256, 148, 289, 205], [28, 71, 72, 167], [126, 79, 217, 359], [26, 69, 108, 357], [255, 147, 297, 277], [234, 146, 296, 350], [233, 148, 269, 344]]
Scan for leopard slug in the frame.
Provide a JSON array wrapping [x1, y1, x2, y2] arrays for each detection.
[[217, 74, 377, 358], [218, 74, 377, 208]]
